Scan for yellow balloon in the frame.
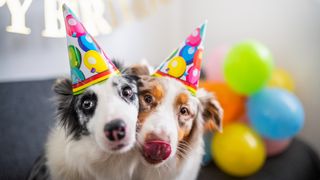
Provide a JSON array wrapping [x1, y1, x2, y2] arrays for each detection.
[[167, 56, 187, 78], [212, 123, 266, 177], [84, 50, 108, 73], [268, 68, 294, 91]]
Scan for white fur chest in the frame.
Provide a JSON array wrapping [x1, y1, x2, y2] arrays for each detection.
[[46, 127, 138, 180]]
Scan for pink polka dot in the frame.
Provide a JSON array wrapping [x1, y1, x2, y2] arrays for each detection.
[[65, 15, 86, 37], [187, 66, 200, 85], [68, 18, 77, 26], [192, 30, 199, 37], [186, 28, 201, 47]]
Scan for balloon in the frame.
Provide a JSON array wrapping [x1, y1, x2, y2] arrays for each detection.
[[202, 132, 213, 166], [199, 81, 246, 125], [224, 41, 274, 95], [187, 66, 200, 85], [204, 46, 229, 82], [193, 49, 203, 69], [212, 123, 266, 177], [179, 45, 197, 64], [64, 14, 86, 37], [247, 88, 304, 139], [186, 28, 201, 47], [268, 68, 295, 92], [264, 138, 291, 157], [78, 34, 98, 52], [71, 68, 85, 84], [238, 113, 250, 124], [167, 56, 187, 78], [68, 45, 81, 68], [84, 50, 108, 73]]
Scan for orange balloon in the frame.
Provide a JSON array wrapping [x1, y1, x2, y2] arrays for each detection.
[[199, 81, 246, 125]]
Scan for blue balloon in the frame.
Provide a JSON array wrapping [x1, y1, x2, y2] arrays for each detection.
[[78, 34, 98, 52], [247, 88, 304, 140], [179, 45, 197, 65], [202, 132, 213, 166]]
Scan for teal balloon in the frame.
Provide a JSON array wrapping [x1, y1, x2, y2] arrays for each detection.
[[202, 132, 213, 166], [247, 88, 304, 140], [224, 41, 274, 95]]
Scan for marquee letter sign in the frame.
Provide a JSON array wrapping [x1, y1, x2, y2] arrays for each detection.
[[3, 0, 32, 34], [1, 0, 171, 37]]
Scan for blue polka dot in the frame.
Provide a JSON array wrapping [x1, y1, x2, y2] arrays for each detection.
[[78, 34, 98, 52], [179, 45, 197, 65]]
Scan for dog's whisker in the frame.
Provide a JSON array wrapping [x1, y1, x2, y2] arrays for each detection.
[[178, 143, 191, 153], [163, 162, 171, 172]]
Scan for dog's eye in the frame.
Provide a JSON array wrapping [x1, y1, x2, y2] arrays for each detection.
[[122, 86, 133, 98], [79, 93, 97, 115], [82, 100, 94, 110], [144, 95, 153, 104], [180, 107, 190, 116]]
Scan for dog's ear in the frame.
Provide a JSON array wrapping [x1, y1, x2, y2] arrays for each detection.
[[111, 59, 125, 71], [197, 89, 223, 133], [53, 78, 81, 138], [123, 64, 150, 76], [53, 78, 73, 96]]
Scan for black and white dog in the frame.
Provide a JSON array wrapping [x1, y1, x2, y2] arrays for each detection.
[[28, 63, 140, 180]]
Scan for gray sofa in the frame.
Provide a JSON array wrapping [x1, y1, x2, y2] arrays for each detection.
[[1, 79, 319, 180]]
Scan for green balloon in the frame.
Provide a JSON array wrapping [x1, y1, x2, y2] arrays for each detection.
[[224, 41, 274, 95], [68, 45, 82, 69]]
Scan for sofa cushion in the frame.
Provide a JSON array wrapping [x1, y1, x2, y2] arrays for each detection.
[[0, 79, 55, 180]]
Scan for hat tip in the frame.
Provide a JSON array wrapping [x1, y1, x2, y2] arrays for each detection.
[[62, 3, 67, 10], [201, 20, 208, 29], [62, 3, 72, 13]]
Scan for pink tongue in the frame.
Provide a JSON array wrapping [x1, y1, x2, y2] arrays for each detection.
[[143, 140, 171, 164]]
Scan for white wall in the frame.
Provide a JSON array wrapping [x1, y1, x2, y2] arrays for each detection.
[[0, 0, 182, 81], [1, 0, 320, 153]]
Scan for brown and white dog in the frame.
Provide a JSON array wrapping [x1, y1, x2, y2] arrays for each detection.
[[127, 65, 223, 180]]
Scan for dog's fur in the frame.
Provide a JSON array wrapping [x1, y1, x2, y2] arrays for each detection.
[[28, 62, 222, 180], [28, 70, 140, 180], [126, 67, 223, 180]]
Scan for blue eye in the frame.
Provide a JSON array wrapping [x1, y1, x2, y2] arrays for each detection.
[[122, 86, 133, 98]]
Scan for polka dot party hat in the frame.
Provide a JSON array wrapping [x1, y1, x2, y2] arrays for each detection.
[[62, 4, 120, 95], [152, 21, 207, 95]]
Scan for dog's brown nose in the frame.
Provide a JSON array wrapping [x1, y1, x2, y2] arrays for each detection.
[[104, 119, 126, 141]]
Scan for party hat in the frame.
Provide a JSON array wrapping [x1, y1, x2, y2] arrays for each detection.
[[152, 21, 207, 95], [62, 4, 120, 95]]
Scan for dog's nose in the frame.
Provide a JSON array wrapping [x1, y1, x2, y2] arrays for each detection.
[[104, 119, 126, 141]]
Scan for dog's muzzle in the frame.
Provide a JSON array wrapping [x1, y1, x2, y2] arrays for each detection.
[[142, 133, 172, 164], [104, 119, 127, 142]]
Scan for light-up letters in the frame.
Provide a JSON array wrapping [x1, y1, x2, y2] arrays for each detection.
[[4, 0, 32, 34], [1, 0, 170, 37]]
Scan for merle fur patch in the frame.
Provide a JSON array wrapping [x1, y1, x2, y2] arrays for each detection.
[[53, 79, 90, 139]]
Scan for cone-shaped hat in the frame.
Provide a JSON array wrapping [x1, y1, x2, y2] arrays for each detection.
[[152, 21, 207, 95], [63, 4, 120, 95]]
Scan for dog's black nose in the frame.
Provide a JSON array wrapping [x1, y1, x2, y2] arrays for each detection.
[[104, 119, 126, 141]]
